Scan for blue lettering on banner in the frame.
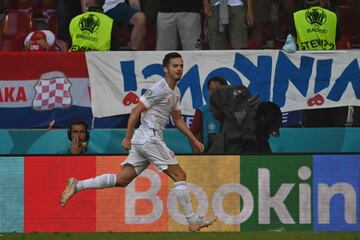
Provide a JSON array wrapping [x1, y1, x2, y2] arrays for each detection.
[[273, 52, 314, 107], [141, 63, 163, 96], [142, 63, 163, 79], [121, 60, 137, 91], [314, 59, 332, 94], [120, 52, 360, 111], [327, 59, 360, 101], [233, 53, 272, 101], [202, 67, 243, 103], [177, 65, 203, 109]]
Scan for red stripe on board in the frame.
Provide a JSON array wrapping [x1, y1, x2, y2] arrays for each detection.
[[0, 52, 88, 80], [96, 156, 169, 232], [24, 156, 96, 232]]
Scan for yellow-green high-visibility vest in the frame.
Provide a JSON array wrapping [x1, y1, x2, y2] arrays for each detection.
[[294, 6, 337, 50], [69, 11, 113, 51]]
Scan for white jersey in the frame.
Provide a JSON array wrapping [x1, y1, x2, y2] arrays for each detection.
[[103, 0, 125, 12], [131, 78, 181, 144]]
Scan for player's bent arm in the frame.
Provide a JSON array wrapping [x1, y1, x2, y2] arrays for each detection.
[[171, 108, 197, 142], [125, 101, 147, 140]]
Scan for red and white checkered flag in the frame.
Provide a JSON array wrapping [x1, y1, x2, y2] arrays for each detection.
[[32, 71, 72, 110]]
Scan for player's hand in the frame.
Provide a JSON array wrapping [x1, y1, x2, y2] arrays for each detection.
[[121, 137, 131, 151], [191, 138, 205, 154]]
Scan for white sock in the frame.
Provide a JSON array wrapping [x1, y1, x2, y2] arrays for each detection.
[[174, 181, 198, 224], [76, 174, 117, 192]]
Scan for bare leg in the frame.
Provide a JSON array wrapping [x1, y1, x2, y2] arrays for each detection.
[[115, 164, 138, 187], [163, 164, 186, 182], [129, 12, 146, 50]]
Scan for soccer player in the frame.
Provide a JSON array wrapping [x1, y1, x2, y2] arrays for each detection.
[[60, 52, 216, 231]]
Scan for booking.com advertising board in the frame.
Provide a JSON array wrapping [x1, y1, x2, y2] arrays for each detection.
[[1, 155, 359, 232]]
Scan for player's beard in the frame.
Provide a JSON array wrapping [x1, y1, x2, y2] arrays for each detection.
[[171, 72, 182, 82]]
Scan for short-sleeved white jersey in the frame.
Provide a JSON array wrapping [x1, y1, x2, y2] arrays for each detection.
[[131, 78, 181, 144]]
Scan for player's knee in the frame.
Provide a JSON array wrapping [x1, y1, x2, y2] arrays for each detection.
[[174, 171, 186, 182], [116, 180, 130, 188], [115, 175, 133, 188]]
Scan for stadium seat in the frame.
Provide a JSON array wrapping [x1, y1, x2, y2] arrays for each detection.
[[334, 0, 355, 6], [336, 37, 351, 49], [336, 5, 360, 45], [7, 1, 17, 11], [46, 10, 57, 35], [247, 36, 258, 49], [17, 0, 32, 13], [55, 39, 68, 51], [113, 26, 130, 50], [144, 22, 156, 50], [0, 10, 37, 51]]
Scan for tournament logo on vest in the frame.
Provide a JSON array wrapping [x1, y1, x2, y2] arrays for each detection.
[[305, 8, 327, 25], [79, 14, 100, 34]]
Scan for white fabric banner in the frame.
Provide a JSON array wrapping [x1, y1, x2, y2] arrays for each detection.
[[86, 50, 360, 118]]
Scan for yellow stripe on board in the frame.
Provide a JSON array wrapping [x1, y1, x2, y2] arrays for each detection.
[[169, 155, 240, 232]]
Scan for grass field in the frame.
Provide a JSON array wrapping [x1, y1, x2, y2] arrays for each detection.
[[1, 232, 360, 240]]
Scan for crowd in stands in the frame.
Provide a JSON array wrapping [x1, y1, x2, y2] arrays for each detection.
[[0, 0, 359, 52]]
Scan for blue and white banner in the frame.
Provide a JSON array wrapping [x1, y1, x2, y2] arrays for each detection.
[[86, 50, 360, 117]]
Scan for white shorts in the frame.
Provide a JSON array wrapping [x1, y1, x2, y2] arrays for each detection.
[[121, 140, 178, 175]]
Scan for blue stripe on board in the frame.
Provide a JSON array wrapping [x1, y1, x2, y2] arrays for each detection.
[[313, 155, 360, 231], [0, 157, 24, 232]]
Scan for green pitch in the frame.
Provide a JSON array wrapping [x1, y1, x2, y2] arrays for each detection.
[[2, 232, 360, 240]]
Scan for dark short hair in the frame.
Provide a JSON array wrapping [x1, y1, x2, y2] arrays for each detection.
[[67, 120, 90, 141], [69, 120, 89, 131], [207, 76, 228, 89], [163, 52, 182, 67]]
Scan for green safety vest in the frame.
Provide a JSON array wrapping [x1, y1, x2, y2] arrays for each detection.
[[294, 6, 337, 50], [69, 12, 113, 51]]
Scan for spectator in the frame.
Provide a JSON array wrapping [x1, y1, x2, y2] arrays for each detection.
[[69, 0, 114, 51], [204, 0, 254, 49], [190, 76, 227, 152], [156, 0, 206, 50], [289, 0, 340, 51], [101, 0, 146, 50], [24, 30, 56, 51], [67, 120, 90, 154], [251, 0, 295, 49], [57, 0, 82, 46], [285, 0, 352, 127]]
